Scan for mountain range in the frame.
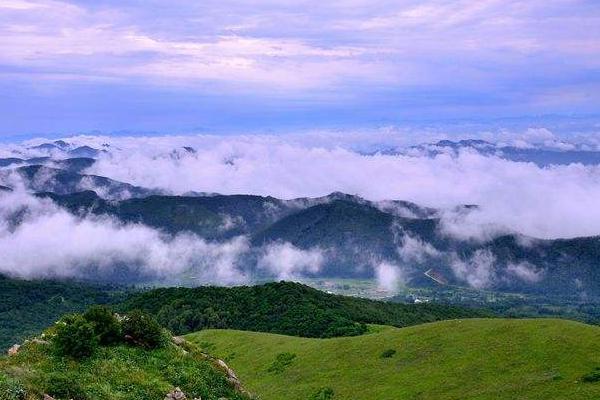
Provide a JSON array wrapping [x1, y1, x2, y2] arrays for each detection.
[[378, 139, 600, 166], [1, 141, 599, 297]]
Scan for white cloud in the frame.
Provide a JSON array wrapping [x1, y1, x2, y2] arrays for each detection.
[[258, 242, 324, 280], [53, 133, 600, 240], [1, 0, 599, 98], [395, 230, 441, 263], [0, 189, 250, 283], [450, 249, 497, 289], [374, 261, 404, 292], [506, 261, 544, 283], [4, 131, 600, 241]]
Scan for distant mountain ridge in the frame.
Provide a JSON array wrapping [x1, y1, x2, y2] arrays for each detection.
[[29, 189, 600, 297], [0, 141, 599, 296], [0, 164, 161, 199], [374, 139, 600, 166]]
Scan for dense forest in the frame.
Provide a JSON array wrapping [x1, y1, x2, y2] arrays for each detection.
[[121, 281, 491, 338], [0, 275, 126, 351], [0, 277, 488, 351]]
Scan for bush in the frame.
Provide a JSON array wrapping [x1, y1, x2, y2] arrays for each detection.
[[43, 373, 88, 400], [267, 352, 297, 374], [53, 314, 98, 359], [83, 305, 122, 345], [0, 374, 26, 400], [581, 367, 600, 383], [380, 349, 396, 358], [122, 310, 168, 349], [309, 387, 334, 400]]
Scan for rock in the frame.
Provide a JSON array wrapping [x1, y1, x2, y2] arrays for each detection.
[[172, 336, 186, 345], [7, 344, 20, 356], [43, 395, 56, 400], [215, 359, 244, 392], [31, 338, 49, 345], [164, 387, 187, 400]]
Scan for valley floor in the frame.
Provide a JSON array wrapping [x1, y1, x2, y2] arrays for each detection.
[[187, 318, 600, 400]]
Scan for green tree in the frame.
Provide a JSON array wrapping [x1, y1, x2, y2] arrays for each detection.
[[122, 310, 168, 349], [83, 305, 122, 345], [53, 315, 98, 359]]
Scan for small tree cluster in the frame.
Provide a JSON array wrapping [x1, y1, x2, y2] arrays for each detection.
[[581, 367, 600, 383], [380, 349, 397, 358], [53, 314, 98, 360], [309, 387, 334, 400], [122, 309, 170, 350], [52, 306, 168, 359], [84, 305, 122, 345]]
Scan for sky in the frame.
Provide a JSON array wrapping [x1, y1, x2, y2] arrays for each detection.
[[1, 0, 600, 137]]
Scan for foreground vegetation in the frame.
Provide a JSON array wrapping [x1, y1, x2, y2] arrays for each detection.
[[0, 275, 126, 351], [1, 278, 487, 352], [0, 307, 248, 400], [188, 319, 600, 400], [121, 281, 490, 338]]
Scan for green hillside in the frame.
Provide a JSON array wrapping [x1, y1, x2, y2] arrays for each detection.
[[121, 281, 489, 338], [0, 309, 250, 400], [187, 319, 600, 400]]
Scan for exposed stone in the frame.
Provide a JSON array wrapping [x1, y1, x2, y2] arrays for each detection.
[[215, 359, 244, 392], [164, 387, 187, 400], [172, 336, 186, 345], [43, 394, 56, 400], [27, 338, 49, 346], [7, 344, 20, 356]]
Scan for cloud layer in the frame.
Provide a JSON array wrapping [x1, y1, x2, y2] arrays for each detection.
[[0, 189, 252, 283], [59, 133, 600, 240], [2, 131, 600, 288]]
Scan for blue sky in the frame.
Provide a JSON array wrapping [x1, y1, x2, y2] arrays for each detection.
[[1, 0, 599, 137]]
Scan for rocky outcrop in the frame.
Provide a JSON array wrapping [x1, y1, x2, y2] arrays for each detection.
[[172, 336, 186, 346], [164, 387, 187, 400], [169, 336, 250, 397], [215, 359, 244, 392], [7, 338, 49, 356], [164, 387, 202, 400], [7, 344, 20, 356]]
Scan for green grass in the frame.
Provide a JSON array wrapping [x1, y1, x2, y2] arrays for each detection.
[[0, 340, 249, 400], [187, 319, 600, 400]]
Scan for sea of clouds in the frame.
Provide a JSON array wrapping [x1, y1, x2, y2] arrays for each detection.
[[2, 128, 600, 289]]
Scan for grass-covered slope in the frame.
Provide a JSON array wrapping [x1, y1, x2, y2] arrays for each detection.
[[122, 281, 490, 338], [0, 339, 249, 400], [187, 319, 600, 400]]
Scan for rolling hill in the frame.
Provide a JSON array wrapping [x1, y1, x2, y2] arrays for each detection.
[[120, 281, 488, 338], [0, 314, 249, 400], [187, 319, 600, 400]]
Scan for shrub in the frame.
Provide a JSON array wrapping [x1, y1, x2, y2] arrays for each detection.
[[43, 373, 88, 400], [0, 374, 26, 400], [309, 387, 334, 400], [267, 352, 297, 373], [122, 310, 168, 349], [53, 314, 98, 359], [581, 367, 600, 383], [380, 349, 396, 358], [83, 305, 122, 345]]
